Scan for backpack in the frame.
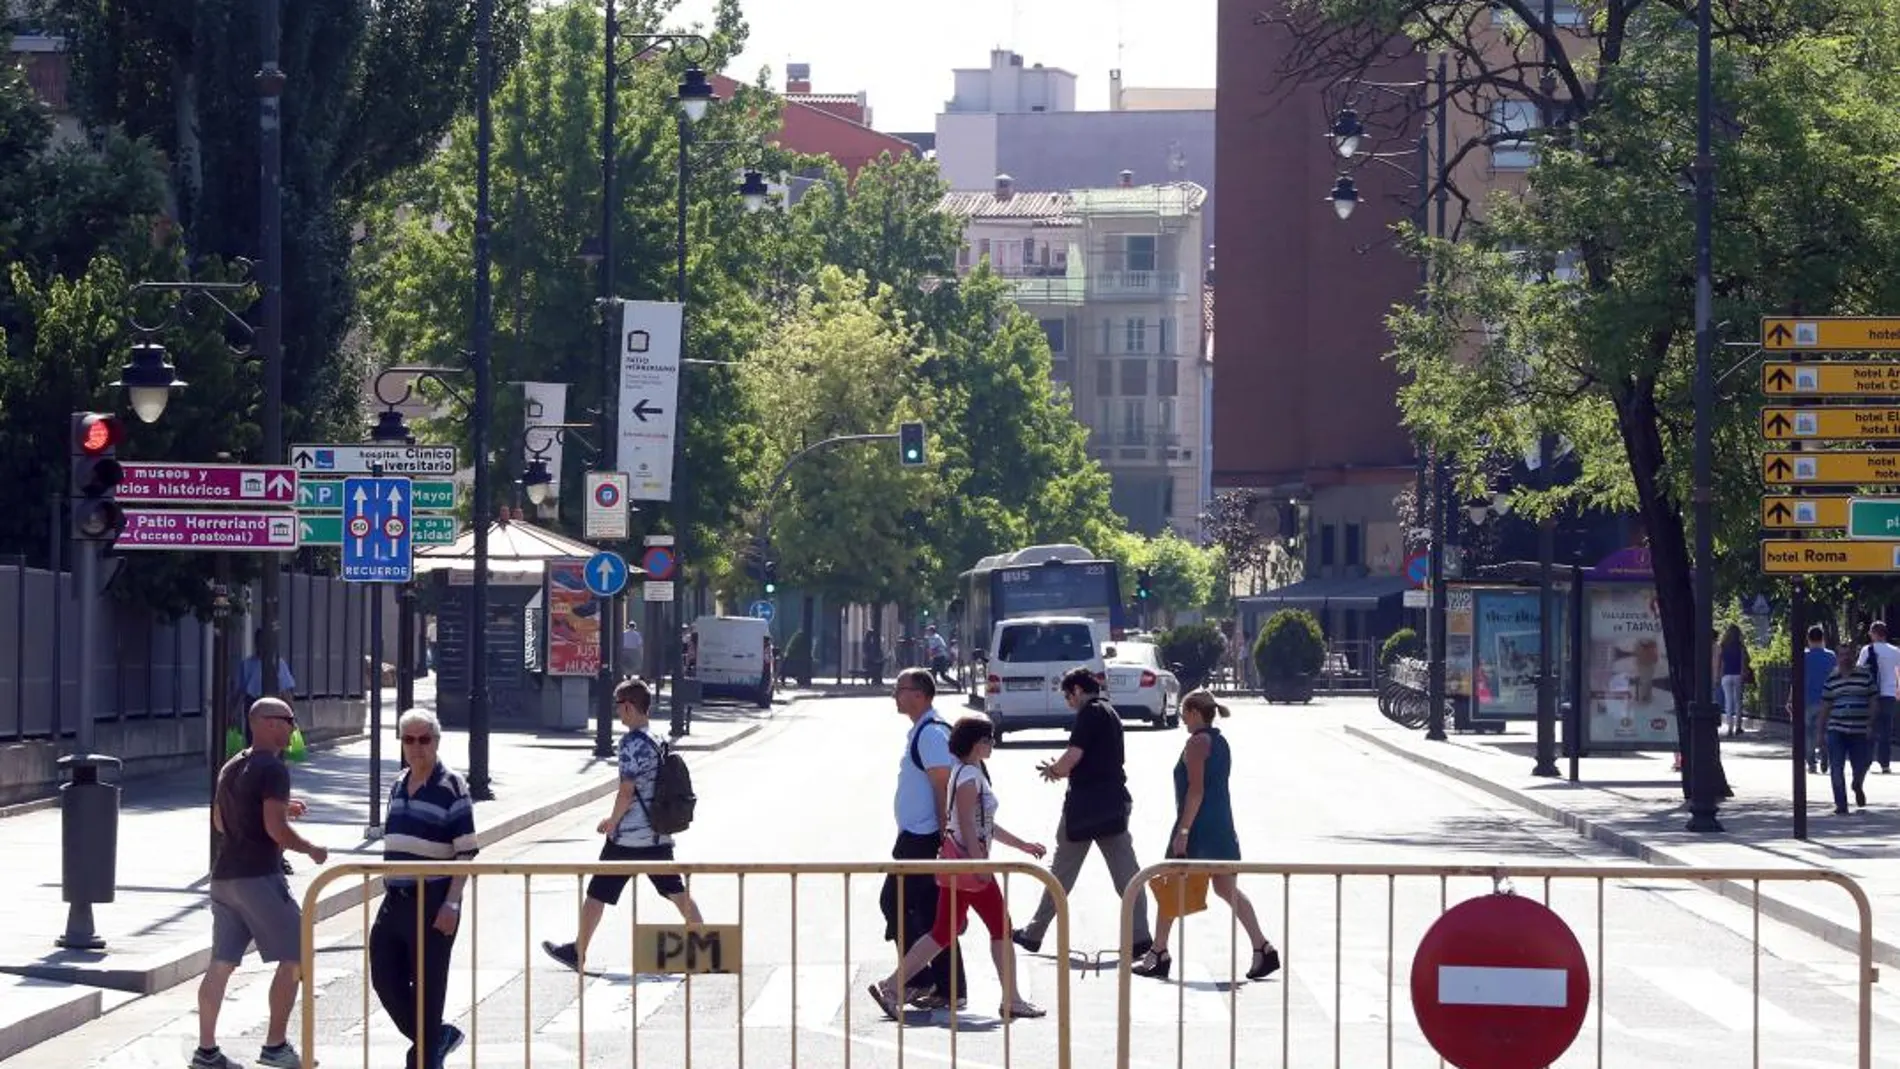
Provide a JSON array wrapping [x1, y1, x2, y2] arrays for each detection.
[[635, 738, 697, 835], [909, 717, 951, 772]]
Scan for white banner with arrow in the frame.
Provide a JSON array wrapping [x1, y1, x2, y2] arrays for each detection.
[[615, 300, 684, 501]]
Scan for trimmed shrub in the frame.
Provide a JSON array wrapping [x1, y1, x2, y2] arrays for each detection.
[[1253, 609, 1326, 683], [1158, 623, 1226, 691], [1380, 628, 1423, 668]]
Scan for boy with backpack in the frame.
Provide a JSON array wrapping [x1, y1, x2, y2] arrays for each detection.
[[542, 678, 700, 971]]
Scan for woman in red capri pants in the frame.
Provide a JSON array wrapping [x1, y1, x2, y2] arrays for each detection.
[[869, 716, 1048, 1021]]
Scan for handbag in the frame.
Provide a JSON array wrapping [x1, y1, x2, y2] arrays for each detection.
[[936, 766, 990, 893], [1062, 780, 1131, 842], [1150, 872, 1210, 920]]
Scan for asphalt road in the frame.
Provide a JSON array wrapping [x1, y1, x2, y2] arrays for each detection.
[[10, 693, 1893, 1069]]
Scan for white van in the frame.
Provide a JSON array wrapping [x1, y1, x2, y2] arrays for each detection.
[[981, 615, 1109, 743], [691, 615, 774, 708]]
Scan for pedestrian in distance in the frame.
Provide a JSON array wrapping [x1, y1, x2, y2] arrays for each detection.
[[1012, 667, 1153, 960], [878, 667, 970, 1009], [869, 716, 1048, 1021], [1715, 625, 1751, 736], [1820, 642, 1879, 816], [1796, 625, 1837, 774], [1858, 621, 1900, 772], [194, 698, 326, 1069], [369, 709, 478, 1069], [926, 624, 954, 687], [543, 678, 701, 971], [1132, 690, 1280, 982]]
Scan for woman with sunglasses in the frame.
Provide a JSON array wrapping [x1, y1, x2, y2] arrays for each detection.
[[870, 716, 1049, 1021]]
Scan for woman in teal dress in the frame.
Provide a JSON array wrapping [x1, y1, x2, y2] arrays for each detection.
[[1132, 689, 1281, 981]]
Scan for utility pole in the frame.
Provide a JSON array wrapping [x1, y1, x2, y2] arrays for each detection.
[[256, 0, 286, 709], [468, 0, 497, 798]]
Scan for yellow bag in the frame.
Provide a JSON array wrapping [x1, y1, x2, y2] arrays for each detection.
[[1150, 872, 1210, 921]]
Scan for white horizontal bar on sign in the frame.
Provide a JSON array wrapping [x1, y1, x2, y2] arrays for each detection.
[[1437, 965, 1569, 1008]]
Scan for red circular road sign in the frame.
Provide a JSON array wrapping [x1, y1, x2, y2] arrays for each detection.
[[1411, 893, 1590, 1069], [640, 546, 677, 582], [594, 481, 621, 508], [1404, 550, 1430, 589], [383, 517, 406, 538], [348, 516, 371, 538]]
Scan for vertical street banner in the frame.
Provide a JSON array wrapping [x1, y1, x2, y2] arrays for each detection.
[[545, 559, 601, 676], [521, 381, 569, 502], [616, 300, 684, 501]]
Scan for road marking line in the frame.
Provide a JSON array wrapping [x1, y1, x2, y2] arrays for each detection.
[[1629, 966, 1820, 1035], [742, 964, 853, 1029], [344, 967, 515, 1036], [1126, 955, 1231, 1024], [809, 1023, 1009, 1069], [539, 973, 681, 1033]]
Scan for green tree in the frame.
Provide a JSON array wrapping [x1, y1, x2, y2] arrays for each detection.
[[1139, 530, 1220, 622], [1270, 0, 1900, 784], [738, 266, 939, 606]]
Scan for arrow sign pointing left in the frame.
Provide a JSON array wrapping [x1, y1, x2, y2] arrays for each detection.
[[631, 398, 664, 422]]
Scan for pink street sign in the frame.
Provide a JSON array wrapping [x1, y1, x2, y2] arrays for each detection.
[[117, 509, 300, 552], [118, 462, 297, 506]]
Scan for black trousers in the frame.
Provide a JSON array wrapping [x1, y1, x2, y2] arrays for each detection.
[[879, 830, 966, 998], [370, 885, 458, 1069]]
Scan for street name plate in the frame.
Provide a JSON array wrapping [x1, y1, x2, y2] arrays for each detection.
[[1760, 496, 1850, 529], [290, 443, 458, 476], [298, 477, 455, 512], [1762, 317, 1900, 351], [1761, 539, 1900, 574], [299, 513, 457, 546], [1761, 406, 1900, 440], [118, 463, 297, 506], [1761, 452, 1900, 485], [1849, 498, 1900, 539], [1762, 362, 1900, 396], [118, 508, 300, 552]]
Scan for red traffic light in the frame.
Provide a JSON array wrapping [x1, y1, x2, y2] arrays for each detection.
[[74, 413, 124, 456]]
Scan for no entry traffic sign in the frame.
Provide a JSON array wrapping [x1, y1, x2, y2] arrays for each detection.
[[1411, 893, 1590, 1069]]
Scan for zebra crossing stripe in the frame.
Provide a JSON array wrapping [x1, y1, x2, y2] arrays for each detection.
[[344, 968, 516, 1036], [1628, 966, 1821, 1036], [539, 974, 680, 1034]]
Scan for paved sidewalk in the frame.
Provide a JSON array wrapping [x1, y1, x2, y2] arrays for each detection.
[[1343, 697, 1900, 969], [0, 678, 795, 1058]]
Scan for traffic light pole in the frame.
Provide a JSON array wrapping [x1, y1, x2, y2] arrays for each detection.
[[751, 432, 905, 601], [74, 541, 98, 755]]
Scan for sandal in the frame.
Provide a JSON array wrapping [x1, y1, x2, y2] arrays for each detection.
[[1131, 949, 1172, 979], [1000, 999, 1046, 1019], [867, 981, 901, 1020]]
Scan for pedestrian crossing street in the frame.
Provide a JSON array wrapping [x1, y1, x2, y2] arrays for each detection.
[[78, 925, 1893, 1069]]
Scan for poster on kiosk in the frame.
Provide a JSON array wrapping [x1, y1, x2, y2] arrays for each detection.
[[1470, 588, 1570, 724], [1580, 546, 1679, 750]]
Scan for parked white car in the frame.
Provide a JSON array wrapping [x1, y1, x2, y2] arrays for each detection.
[[1106, 640, 1180, 728]]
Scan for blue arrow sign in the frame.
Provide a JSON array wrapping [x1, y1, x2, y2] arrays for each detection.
[[584, 550, 629, 598], [748, 599, 776, 623], [341, 476, 414, 583]]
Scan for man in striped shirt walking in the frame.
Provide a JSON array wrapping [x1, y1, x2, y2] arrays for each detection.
[[1820, 643, 1878, 816], [371, 709, 479, 1069]]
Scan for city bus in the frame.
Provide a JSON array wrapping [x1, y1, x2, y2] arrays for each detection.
[[953, 544, 1126, 691]]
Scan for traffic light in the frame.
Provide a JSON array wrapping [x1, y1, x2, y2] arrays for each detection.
[[898, 421, 926, 467], [1134, 569, 1153, 602], [69, 412, 127, 543], [763, 559, 778, 595]]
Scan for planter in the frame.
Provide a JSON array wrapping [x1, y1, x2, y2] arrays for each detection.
[[1260, 675, 1315, 704]]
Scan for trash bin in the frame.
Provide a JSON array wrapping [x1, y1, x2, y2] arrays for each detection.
[[56, 753, 122, 950]]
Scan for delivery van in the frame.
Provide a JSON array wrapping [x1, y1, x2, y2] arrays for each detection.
[[691, 615, 774, 707]]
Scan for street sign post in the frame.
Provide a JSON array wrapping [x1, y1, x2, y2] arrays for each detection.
[[298, 477, 454, 512], [584, 550, 630, 598], [1762, 362, 1900, 396], [640, 545, 678, 582], [1403, 550, 1429, 589], [340, 476, 414, 583], [1760, 496, 1851, 530], [290, 444, 457, 477], [1761, 406, 1900, 440], [1762, 539, 1900, 574], [584, 471, 631, 541], [117, 508, 300, 552], [1411, 893, 1589, 1069], [1761, 452, 1900, 485], [1849, 498, 1900, 539], [1762, 316, 1900, 350], [747, 599, 775, 623], [643, 581, 676, 602], [117, 463, 297, 506], [299, 513, 457, 547], [615, 301, 684, 501]]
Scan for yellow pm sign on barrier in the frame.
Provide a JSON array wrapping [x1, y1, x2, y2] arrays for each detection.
[[636, 923, 742, 975]]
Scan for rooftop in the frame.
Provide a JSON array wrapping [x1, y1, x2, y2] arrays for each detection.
[[937, 180, 1207, 222], [1068, 181, 1207, 217], [937, 190, 1072, 220]]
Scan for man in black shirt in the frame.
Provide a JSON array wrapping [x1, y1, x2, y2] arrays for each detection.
[[1012, 668, 1152, 957]]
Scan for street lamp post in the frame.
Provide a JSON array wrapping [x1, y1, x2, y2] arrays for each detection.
[[257, 0, 287, 718], [470, 0, 497, 799], [1687, 0, 1724, 833]]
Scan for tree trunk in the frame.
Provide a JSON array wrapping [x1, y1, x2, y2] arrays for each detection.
[[170, 59, 201, 238], [1613, 376, 1729, 800]]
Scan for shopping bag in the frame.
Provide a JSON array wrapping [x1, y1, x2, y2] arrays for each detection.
[[224, 726, 246, 760], [286, 726, 309, 763], [1150, 872, 1210, 921]]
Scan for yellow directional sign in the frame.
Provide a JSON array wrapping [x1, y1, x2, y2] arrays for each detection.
[[1762, 452, 1900, 485], [1760, 496, 1851, 529], [1762, 539, 1900, 574], [1763, 317, 1900, 351], [1761, 406, 1900, 440], [1762, 362, 1900, 396]]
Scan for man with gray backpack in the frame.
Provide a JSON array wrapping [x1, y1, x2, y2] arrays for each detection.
[[542, 678, 701, 971]]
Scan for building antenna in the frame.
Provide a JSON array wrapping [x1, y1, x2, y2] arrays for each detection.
[[1117, 0, 1127, 70]]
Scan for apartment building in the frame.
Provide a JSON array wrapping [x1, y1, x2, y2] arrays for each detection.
[[939, 174, 1209, 537]]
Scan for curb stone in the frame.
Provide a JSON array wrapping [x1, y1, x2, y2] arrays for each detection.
[[1345, 722, 1900, 973]]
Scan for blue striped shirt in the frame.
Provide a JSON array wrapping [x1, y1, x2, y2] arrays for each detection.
[[382, 761, 479, 887]]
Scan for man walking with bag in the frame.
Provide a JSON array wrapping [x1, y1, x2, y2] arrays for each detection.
[[879, 668, 968, 1009], [1013, 668, 1152, 958]]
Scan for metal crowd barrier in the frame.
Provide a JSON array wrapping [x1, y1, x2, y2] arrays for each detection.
[[300, 859, 1073, 1069], [1113, 861, 1874, 1069]]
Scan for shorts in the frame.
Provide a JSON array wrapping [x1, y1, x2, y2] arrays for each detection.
[[209, 873, 302, 965], [930, 878, 1008, 946], [586, 840, 686, 904]]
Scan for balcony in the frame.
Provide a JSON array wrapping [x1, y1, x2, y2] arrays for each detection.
[[1085, 429, 1193, 466], [1008, 275, 1086, 305], [1090, 270, 1188, 300]]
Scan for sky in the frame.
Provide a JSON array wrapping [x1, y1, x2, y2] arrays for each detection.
[[672, 0, 1218, 133]]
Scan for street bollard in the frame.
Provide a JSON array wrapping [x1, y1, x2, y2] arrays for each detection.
[[55, 753, 123, 950]]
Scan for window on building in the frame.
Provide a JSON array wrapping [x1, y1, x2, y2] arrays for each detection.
[[1122, 399, 1147, 442], [1319, 524, 1338, 567], [1163, 477, 1176, 520], [957, 245, 970, 269], [1489, 100, 1539, 169], [1121, 359, 1148, 396], [1051, 358, 1072, 387], [1157, 398, 1176, 442], [1040, 318, 1066, 353], [1345, 523, 1363, 567], [1159, 317, 1175, 355], [1157, 358, 1179, 397], [1125, 318, 1147, 354], [1096, 357, 1116, 397], [1023, 237, 1036, 266], [1101, 317, 1113, 353], [978, 237, 992, 262], [1124, 234, 1158, 273], [1096, 399, 1114, 441]]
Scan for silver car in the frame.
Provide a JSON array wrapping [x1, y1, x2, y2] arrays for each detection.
[[1105, 640, 1181, 728]]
